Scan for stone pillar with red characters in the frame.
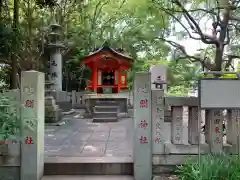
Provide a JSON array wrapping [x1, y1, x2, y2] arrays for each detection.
[[133, 72, 152, 180], [20, 71, 45, 180], [205, 109, 224, 153], [151, 89, 164, 154]]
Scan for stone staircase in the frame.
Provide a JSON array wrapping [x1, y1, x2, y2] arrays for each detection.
[[93, 100, 119, 122]]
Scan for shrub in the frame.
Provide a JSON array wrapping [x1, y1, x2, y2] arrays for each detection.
[[176, 154, 240, 180], [0, 96, 20, 140]]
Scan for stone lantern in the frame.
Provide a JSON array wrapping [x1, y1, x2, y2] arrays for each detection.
[[46, 21, 65, 91]]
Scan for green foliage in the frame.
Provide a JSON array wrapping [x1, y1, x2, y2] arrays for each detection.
[[167, 85, 191, 96], [0, 66, 9, 91], [176, 154, 240, 180], [0, 0, 204, 92], [0, 96, 20, 140], [0, 22, 12, 58]]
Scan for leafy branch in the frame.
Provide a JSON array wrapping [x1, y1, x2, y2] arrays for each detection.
[[153, 0, 240, 71]]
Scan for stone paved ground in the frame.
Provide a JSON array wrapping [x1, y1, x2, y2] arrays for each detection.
[[44, 112, 133, 157]]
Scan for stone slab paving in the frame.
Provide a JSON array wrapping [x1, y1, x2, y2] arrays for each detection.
[[45, 112, 133, 157]]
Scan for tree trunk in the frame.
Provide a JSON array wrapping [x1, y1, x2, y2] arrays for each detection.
[[214, 47, 224, 71], [10, 0, 19, 89], [0, 0, 2, 17]]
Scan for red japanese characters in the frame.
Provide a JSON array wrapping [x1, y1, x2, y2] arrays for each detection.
[[139, 136, 148, 144], [24, 100, 34, 108], [25, 136, 33, 144], [154, 137, 161, 143], [139, 120, 148, 129], [140, 99, 148, 108], [215, 127, 220, 133]]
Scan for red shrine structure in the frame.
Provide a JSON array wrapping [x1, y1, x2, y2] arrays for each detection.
[[82, 44, 133, 94]]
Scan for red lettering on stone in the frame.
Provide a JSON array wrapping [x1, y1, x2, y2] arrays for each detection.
[[139, 120, 148, 129], [215, 127, 220, 133], [24, 100, 34, 108], [139, 136, 148, 144], [140, 99, 148, 108], [25, 136, 33, 144], [154, 137, 161, 143]]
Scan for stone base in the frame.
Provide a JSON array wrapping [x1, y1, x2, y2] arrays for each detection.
[[93, 117, 118, 122], [45, 106, 62, 123], [45, 96, 63, 123], [84, 97, 128, 116], [0, 166, 20, 180]]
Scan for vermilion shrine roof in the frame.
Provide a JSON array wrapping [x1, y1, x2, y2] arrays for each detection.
[[82, 43, 134, 67]]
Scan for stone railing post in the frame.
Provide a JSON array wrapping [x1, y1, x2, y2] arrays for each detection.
[[72, 90, 76, 107], [205, 109, 223, 153], [226, 109, 240, 152], [20, 71, 45, 180], [151, 89, 164, 154], [134, 72, 152, 180], [188, 107, 199, 144], [171, 106, 188, 144]]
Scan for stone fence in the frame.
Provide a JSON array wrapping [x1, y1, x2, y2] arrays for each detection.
[[134, 72, 240, 180], [48, 90, 134, 109]]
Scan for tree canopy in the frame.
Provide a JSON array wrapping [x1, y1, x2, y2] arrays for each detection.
[[0, 0, 239, 94]]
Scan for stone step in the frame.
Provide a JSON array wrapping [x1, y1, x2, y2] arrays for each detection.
[[95, 100, 118, 106], [94, 106, 118, 112], [93, 117, 118, 122], [44, 157, 133, 175], [41, 175, 134, 180], [94, 112, 118, 118]]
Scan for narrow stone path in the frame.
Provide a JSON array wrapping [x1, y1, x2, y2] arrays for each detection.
[[44, 112, 133, 157]]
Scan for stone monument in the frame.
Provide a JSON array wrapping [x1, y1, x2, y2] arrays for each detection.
[[20, 71, 45, 180], [133, 72, 152, 180]]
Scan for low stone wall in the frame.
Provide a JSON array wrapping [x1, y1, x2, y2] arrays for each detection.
[[0, 144, 21, 180], [152, 96, 239, 174], [134, 72, 240, 179]]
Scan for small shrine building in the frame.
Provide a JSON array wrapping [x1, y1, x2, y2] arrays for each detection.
[[82, 43, 133, 94]]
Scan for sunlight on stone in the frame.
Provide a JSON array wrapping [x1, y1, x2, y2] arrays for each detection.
[[74, 114, 80, 118], [84, 145, 97, 151]]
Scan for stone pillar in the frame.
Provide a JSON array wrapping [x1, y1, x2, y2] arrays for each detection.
[[20, 71, 45, 180], [49, 49, 62, 90], [188, 107, 199, 144], [134, 72, 152, 180], [205, 109, 223, 153], [171, 106, 188, 144], [151, 89, 164, 154], [47, 23, 65, 91], [226, 110, 240, 151], [149, 65, 167, 92]]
